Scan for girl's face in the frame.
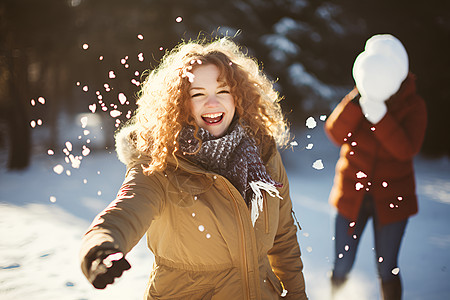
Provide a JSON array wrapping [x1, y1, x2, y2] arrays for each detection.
[[189, 64, 236, 137]]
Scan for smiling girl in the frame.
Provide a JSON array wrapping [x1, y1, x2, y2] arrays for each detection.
[[80, 37, 308, 300]]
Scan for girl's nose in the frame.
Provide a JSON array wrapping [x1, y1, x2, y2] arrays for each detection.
[[205, 95, 219, 107]]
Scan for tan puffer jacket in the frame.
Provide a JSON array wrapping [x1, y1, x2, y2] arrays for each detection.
[[80, 127, 308, 299]]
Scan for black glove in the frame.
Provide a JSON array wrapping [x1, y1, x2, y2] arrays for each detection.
[[87, 249, 131, 289]]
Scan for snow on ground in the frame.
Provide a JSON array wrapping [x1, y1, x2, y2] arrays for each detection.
[[0, 124, 449, 299]]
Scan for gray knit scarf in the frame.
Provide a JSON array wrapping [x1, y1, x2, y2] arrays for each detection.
[[178, 122, 282, 226]]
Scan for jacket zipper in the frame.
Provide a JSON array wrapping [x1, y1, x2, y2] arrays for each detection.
[[263, 192, 269, 234], [220, 177, 251, 300]]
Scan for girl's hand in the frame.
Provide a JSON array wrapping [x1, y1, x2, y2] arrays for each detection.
[[88, 249, 131, 289], [359, 97, 387, 124]]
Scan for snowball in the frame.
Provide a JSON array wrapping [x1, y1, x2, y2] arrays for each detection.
[[352, 34, 408, 103]]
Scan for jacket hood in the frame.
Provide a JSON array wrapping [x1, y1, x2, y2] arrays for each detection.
[[115, 124, 142, 166]]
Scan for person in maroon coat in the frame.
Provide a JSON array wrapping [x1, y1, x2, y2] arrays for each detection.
[[325, 34, 427, 299]]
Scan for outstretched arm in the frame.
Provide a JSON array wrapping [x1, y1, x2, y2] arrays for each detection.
[[80, 164, 165, 288]]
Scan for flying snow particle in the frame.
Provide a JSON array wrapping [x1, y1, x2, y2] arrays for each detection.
[[312, 159, 324, 170], [185, 72, 195, 83], [53, 164, 64, 175], [306, 116, 317, 129], [97, 191, 102, 196], [80, 116, 88, 128], [118, 93, 127, 105], [344, 245, 349, 251], [290, 141, 298, 147], [82, 43, 89, 50], [83, 179, 88, 184], [320, 115, 327, 121], [137, 34, 144, 40], [392, 268, 400, 275], [192, 213, 196, 217], [382, 181, 388, 188], [47, 149, 54, 156], [349, 222, 356, 228], [65, 141, 73, 152], [379, 257, 384, 263], [69, 155, 81, 169], [159, 47, 164, 51], [397, 196, 403, 201], [99, 56, 104, 61], [306, 143, 313, 150], [175, 16, 183, 23], [37, 119, 42, 126], [138, 53, 144, 62], [89, 104, 96, 113], [109, 71, 116, 79], [30, 120, 36, 128], [83, 130, 90, 136], [82, 147, 91, 156], [120, 58, 126, 65], [198, 225, 205, 232], [66, 170, 71, 176], [338, 253, 344, 259], [110, 110, 122, 118], [351, 141, 357, 146], [50, 196, 56, 203], [31, 99, 36, 106], [38, 97, 46, 104], [355, 182, 364, 191], [356, 171, 367, 179], [206, 234, 211, 239]]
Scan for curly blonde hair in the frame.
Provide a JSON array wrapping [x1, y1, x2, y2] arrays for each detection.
[[133, 37, 289, 174]]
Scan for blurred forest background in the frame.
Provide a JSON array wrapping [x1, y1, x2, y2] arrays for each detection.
[[1, 0, 449, 170]]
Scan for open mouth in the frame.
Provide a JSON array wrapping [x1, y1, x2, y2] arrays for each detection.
[[201, 113, 224, 124]]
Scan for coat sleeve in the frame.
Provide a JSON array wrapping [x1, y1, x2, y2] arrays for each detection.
[[372, 94, 427, 161], [79, 163, 165, 279], [267, 150, 308, 299], [325, 88, 364, 146]]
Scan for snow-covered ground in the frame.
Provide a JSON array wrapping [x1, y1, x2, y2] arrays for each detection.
[[1, 123, 449, 299]]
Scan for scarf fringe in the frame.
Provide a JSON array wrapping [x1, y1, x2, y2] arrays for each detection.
[[250, 181, 283, 227]]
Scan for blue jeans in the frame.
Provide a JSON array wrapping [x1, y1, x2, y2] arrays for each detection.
[[332, 194, 408, 282]]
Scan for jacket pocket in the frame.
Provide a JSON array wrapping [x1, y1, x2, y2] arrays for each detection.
[[266, 270, 283, 296]]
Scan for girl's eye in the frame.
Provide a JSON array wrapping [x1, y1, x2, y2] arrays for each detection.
[[218, 90, 230, 94], [191, 93, 204, 98]]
